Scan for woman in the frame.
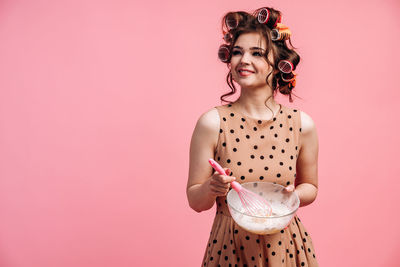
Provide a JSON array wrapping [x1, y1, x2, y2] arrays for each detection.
[[187, 7, 319, 266]]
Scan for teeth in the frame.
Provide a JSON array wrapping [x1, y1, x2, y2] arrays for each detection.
[[239, 70, 253, 74]]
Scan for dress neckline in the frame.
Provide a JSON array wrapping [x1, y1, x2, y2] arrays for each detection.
[[228, 102, 283, 123]]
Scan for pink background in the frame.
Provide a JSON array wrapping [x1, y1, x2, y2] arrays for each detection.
[[0, 0, 399, 266]]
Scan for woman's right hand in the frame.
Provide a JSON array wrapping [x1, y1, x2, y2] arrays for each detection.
[[206, 168, 237, 197]]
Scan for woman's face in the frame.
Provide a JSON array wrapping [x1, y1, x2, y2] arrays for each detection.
[[230, 32, 276, 89]]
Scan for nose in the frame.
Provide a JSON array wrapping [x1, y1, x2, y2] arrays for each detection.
[[239, 51, 251, 65]]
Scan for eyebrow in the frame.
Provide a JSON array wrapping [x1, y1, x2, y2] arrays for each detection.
[[233, 46, 266, 51]]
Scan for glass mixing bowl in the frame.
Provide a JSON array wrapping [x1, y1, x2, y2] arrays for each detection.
[[226, 181, 300, 235]]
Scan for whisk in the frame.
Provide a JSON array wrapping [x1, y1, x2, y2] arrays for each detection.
[[208, 159, 272, 217]]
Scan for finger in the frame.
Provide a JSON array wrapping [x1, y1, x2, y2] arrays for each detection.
[[210, 187, 228, 196], [216, 175, 236, 184], [224, 168, 231, 175], [210, 183, 229, 191]]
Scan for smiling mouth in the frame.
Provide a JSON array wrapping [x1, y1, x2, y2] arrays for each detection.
[[238, 70, 254, 76]]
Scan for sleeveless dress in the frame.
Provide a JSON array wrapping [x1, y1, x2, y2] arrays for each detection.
[[201, 103, 318, 267]]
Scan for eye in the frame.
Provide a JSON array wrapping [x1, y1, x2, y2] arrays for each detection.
[[253, 52, 263, 57], [232, 50, 241, 55]]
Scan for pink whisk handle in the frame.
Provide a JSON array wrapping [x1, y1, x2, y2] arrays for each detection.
[[230, 181, 242, 192], [208, 159, 228, 175]]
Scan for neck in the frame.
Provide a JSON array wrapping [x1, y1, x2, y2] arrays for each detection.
[[234, 85, 279, 118]]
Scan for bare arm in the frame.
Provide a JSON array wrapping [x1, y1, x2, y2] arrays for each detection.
[[295, 111, 319, 207], [186, 108, 236, 213]]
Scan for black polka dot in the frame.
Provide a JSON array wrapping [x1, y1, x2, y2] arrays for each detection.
[[250, 155, 255, 159], [279, 124, 283, 127], [278, 241, 282, 246], [293, 233, 296, 238], [259, 176, 264, 180], [279, 162, 283, 165], [273, 117, 276, 121], [223, 117, 226, 121], [220, 129, 223, 133], [222, 142, 226, 147], [236, 138, 240, 142], [225, 256, 228, 261], [267, 243, 271, 248], [260, 135, 264, 139], [245, 236, 250, 240], [270, 126, 274, 130], [253, 127, 257, 131], [260, 155, 264, 160], [233, 148, 237, 152], [300, 128, 302, 132], [277, 173, 281, 178], [313, 254, 315, 258], [272, 146, 276, 150], [240, 176, 245, 180], [218, 250, 221, 255], [286, 181, 290, 185], [230, 113, 234, 117], [289, 254, 293, 258], [217, 156, 221, 160], [290, 155, 294, 160], [227, 159, 231, 163], [264, 166, 269, 171], [240, 245, 244, 250], [246, 135, 250, 139], [251, 256, 255, 261], [210, 256, 214, 261], [230, 129, 234, 133], [258, 120, 262, 124], [295, 146, 298, 150], [281, 149, 285, 153], [289, 166, 292, 170], [271, 251, 275, 256], [240, 125, 244, 129], [288, 115, 292, 119], [274, 134, 278, 138], [308, 248, 311, 252], [254, 145, 258, 149], [281, 230, 284, 233], [256, 239, 260, 243], [269, 155, 273, 159], [241, 118, 245, 122], [294, 109, 297, 112], [233, 249, 236, 254], [249, 169, 253, 173], [228, 104, 232, 107], [237, 162, 241, 166], [289, 127, 293, 131], [303, 238, 307, 242], [305, 232, 308, 236], [301, 262, 305, 266], [286, 138, 290, 142], [234, 230, 238, 234], [213, 239, 217, 243]]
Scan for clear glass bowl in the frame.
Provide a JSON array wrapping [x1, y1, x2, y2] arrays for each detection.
[[227, 182, 300, 235]]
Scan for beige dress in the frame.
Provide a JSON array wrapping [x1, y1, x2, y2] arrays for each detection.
[[201, 102, 318, 267]]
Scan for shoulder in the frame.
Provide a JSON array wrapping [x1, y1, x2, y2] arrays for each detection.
[[299, 110, 317, 135], [195, 107, 220, 131], [191, 107, 221, 154]]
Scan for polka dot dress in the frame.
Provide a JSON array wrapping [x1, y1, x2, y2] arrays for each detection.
[[201, 103, 318, 267]]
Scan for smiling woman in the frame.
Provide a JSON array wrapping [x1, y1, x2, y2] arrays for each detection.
[[186, 6, 319, 267]]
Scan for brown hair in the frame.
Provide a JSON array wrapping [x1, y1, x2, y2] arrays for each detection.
[[219, 7, 302, 105]]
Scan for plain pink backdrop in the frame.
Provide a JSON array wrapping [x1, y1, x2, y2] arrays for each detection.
[[0, 0, 399, 266]]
